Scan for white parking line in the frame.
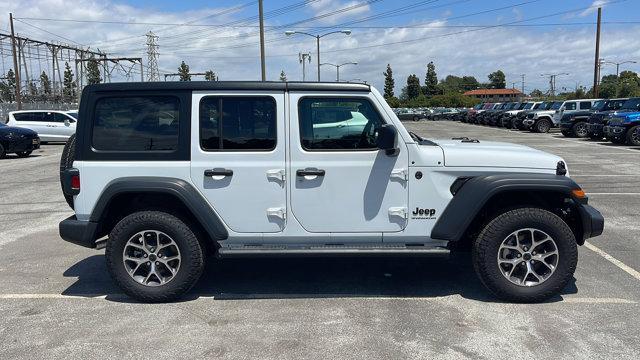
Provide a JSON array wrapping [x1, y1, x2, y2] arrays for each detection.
[[584, 242, 640, 282], [586, 193, 640, 195], [572, 174, 640, 177]]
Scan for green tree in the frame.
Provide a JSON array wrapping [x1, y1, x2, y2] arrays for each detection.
[[178, 61, 191, 81], [40, 71, 52, 96], [406, 74, 421, 99], [27, 81, 38, 96], [279, 70, 287, 82], [383, 64, 395, 99], [424, 61, 438, 96], [488, 70, 506, 89], [63, 62, 76, 101], [530, 89, 544, 98], [0, 69, 16, 101], [461, 76, 480, 91], [204, 70, 217, 81], [86, 56, 102, 85]]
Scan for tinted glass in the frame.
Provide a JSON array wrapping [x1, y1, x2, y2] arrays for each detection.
[[299, 98, 384, 150], [551, 102, 563, 110], [621, 98, 640, 111], [14, 112, 44, 122], [200, 97, 276, 151], [564, 102, 577, 111], [53, 113, 69, 123], [579, 101, 592, 110], [609, 100, 626, 110], [592, 100, 606, 110], [66, 112, 78, 119], [93, 96, 180, 151]]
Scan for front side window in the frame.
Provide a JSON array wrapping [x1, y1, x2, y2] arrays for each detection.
[[92, 96, 180, 151], [200, 97, 276, 151], [564, 102, 577, 111], [298, 97, 384, 151]]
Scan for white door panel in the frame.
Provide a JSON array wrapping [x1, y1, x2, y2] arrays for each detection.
[[190, 91, 286, 233], [288, 93, 409, 234]]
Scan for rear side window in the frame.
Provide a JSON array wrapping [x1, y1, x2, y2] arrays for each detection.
[[579, 101, 592, 110], [199, 97, 277, 151], [564, 102, 577, 111], [92, 96, 180, 151], [13, 112, 42, 122]]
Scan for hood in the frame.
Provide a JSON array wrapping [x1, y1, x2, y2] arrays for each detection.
[[0, 125, 38, 137], [608, 111, 640, 125], [435, 139, 563, 170]]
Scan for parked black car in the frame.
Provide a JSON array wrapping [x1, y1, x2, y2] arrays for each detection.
[[560, 98, 627, 138], [587, 97, 640, 140], [0, 123, 40, 158], [513, 102, 549, 130]]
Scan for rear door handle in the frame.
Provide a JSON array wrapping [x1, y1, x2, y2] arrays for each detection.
[[296, 168, 325, 177], [204, 168, 233, 177]]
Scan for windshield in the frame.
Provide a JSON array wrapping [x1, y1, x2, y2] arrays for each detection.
[[522, 103, 532, 110], [66, 112, 78, 119], [473, 103, 483, 110], [621, 98, 640, 111], [592, 100, 606, 111], [551, 102, 563, 110], [0, 122, 5, 127], [532, 103, 542, 110]]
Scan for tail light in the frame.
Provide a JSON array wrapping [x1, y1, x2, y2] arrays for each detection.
[[63, 168, 81, 195], [71, 174, 80, 190]]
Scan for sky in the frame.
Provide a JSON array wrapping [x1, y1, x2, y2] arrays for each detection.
[[1, 0, 639, 94]]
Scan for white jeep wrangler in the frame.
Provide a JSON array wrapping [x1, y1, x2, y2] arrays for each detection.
[[59, 82, 603, 303]]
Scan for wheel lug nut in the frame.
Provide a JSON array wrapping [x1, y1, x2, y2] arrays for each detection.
[[517, 254, 521, 258], [146, 261, 151, 265], [155, 261, 159, 265], [143, 254, 148, 258], [532, 251, 536, 255]]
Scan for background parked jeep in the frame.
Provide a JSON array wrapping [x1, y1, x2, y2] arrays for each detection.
[[560, 99, 626, 138], [588, 97, 640, 140], [604, 111, 640, 145]]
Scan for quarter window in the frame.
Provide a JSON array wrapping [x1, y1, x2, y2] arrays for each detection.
[[92, 96, 180, 151], [579, 101, 592, 110], [199, 97, 277, 151], [298, 98, 384, 150]]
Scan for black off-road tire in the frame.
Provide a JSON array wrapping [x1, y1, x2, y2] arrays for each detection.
[[626, 125, 640, 146], [534, 119, 551, 133], [561, 130, 571, 137], [572, 121, 588, 138], [59, 134, 76, 209], [0, 142, 5, 159], [16, 150, 32, 158], [472, 208, 578, 303], [106, 211, 204, 303], [413, 115, 420, 122]]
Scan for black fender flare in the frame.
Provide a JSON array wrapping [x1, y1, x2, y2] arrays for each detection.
[[90, 177, 228, 241], [431, 173, 587, 242]]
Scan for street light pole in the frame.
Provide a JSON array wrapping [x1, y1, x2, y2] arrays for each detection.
[[601, 60, 637, 77], [320, 62, 358, 82], [284, 30, 352, 82]]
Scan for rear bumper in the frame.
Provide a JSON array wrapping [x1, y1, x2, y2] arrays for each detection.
[[578, 204, 604, 241], [59, 215, 99, 248]]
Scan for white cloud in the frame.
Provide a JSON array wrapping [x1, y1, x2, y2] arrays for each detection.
[[308, 0, 372, 24], [580, 0, 608, 17], [3, 0, 639, 95]]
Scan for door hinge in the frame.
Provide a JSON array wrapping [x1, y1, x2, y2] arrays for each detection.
[[266, 169, 286, 182], [390, 168, 408, 181], [388, 207, 408, 219], [267, 207, 286, 220]]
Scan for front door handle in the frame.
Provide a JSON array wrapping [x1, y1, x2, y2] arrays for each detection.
[[296, 168, 325, 177], [204, 168, 233, 177]]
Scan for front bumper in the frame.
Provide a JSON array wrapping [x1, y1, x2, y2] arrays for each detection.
[[587, 123, 604, 135], [523, 119, 535, 126], [603, 125, 626, 139], [59, 215, 99, 248], [5, 136, 40, 152], [578, 204, 604, 241]]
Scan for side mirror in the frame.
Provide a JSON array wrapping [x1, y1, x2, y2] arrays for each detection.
[[64, 119, 70, 126], [376, 124, 399, 156]]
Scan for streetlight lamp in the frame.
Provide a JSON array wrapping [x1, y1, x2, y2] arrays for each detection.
[[284, 29, 351, 81], [320, 62, 358, 82], [601, 60, 637, 77]]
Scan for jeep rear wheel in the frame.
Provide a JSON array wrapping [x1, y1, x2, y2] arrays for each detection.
[[0, 143, 5, 159], [472, 208, 577, 303], [106, 211, 204, 302], [572, 121, 588, 138], [626, 125, 640, 146]]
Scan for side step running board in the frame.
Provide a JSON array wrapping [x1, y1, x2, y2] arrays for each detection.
[[217, 245, 450, 258]]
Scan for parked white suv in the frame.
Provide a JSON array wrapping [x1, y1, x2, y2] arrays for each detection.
[[7, 110, 77, 142], [58, 82, 603, 303], [552, 99, 601, 126]]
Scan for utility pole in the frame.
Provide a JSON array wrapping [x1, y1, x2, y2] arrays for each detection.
[[511, 82, 517, 89], [258, 0, 266, 81], [593, 7, 602, 97], [9, 13, 22, 109], [146, 32, 160, 82], [521, 74, 525, 94], [299, 53, 311, 81], [541, 73, 569, 97]]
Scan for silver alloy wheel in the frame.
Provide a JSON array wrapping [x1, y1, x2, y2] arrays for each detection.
[[122, 230, 181, 287], [631, 129, 640, 145], [497, 228, 559, 287], [575, 123, 588, 137]]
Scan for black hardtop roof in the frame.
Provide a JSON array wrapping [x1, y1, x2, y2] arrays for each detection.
[[83, 81, 371, 93]]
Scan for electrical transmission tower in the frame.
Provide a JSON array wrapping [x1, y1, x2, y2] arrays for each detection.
[[541, 73, 569, 97], [146, 31, 160, 82], [299, 52, 311, 82]]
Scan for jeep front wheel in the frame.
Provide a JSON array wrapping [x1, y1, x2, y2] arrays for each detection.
[[626, 125, 640, 146], [535, 119, 551, 133], [472, 208, 577, 303], [106, 211, 204, 302]]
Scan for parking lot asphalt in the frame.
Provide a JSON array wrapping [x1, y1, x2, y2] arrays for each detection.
[[1, 123, 639, 359]]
